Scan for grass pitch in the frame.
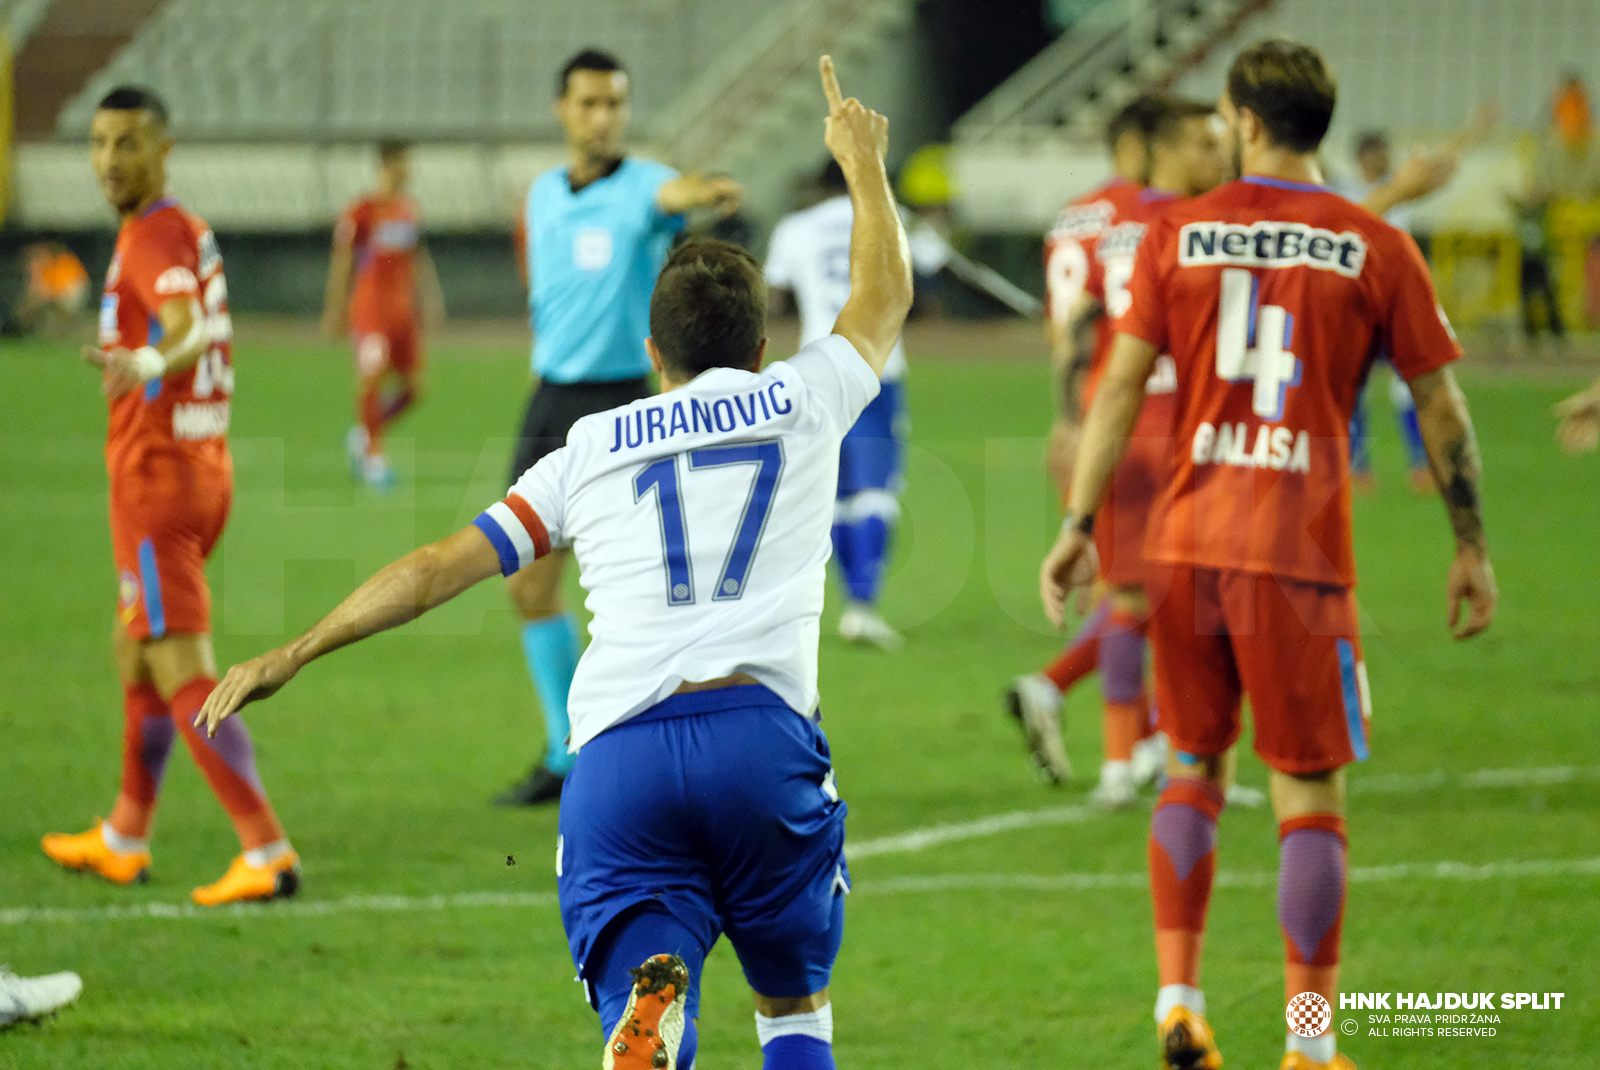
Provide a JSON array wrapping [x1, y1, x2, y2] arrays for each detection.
[[1, 327, 1596, 1068]]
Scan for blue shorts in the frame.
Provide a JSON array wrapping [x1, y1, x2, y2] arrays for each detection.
[[838, 380, 905, 498], [557, 685, 850, 1004]]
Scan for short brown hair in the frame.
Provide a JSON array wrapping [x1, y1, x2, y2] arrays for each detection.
[[1150, 98, 1215, 147], [1104, 93, 1172, 153], [649, 239, 766, 379], [378, 139, 411, 163], [1226, 39, 1337, 154]]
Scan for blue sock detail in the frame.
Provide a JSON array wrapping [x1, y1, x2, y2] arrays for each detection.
[[762, 1034, 836, 1070], [521, 614, 579, 774], [1398, 405, 1428, 470], [592, 903, 704, 1069], [829, 522, 855, 599], [838, 516, 889, 605]]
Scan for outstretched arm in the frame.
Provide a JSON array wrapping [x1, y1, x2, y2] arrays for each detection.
[[657, 173, 743, 216], [820, 55, 913, 379], [1409, 366, 1498, 639], [196, 525, 503, 735]]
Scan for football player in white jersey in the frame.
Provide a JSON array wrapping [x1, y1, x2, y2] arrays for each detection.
[[197, 57, 910, 1070], [764, 164, 944, 648]]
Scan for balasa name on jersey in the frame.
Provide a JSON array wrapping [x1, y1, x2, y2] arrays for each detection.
[[609, 382, 794, 452], [1179, 221, 1368, 278], [1192, 420, 1311, 473]]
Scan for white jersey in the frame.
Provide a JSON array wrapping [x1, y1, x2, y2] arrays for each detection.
[[474, 336, 880, 750], [764, 195, 950, 381]]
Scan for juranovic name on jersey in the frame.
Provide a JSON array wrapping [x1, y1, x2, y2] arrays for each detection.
[[475, 335, 881, 748]]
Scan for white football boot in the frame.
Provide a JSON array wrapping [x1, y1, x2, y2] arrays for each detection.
[[838, 604, 903, 651], [0, 968, 82, 1027], [1005, 673, 1071, 783]]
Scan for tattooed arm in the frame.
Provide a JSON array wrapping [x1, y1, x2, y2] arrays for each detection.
[[1409, 367, 1498, 638]]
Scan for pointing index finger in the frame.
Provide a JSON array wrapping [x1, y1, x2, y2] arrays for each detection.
[[819, 55, 844, 113]]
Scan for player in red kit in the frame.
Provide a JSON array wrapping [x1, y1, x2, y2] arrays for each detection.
[[322, 140, 444, 491], [1010, 94, 1168, 786], [1041, 41, 1498, 1070], [42, 87, 300, 907]]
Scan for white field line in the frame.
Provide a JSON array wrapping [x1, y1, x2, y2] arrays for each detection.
[[844, 805, 1090, 859], [6, 763, 1592, 927], [6, 857, 1597, 926], [854, 857, 1600, 896]]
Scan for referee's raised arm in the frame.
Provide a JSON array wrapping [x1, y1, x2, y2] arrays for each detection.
[[820, 56, 913, 379]]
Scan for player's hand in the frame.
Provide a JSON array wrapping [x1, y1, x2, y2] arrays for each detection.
[[1040, 527, 1099, 630], [1390, 153, 1457, 203], [820, 55, 889, 171], [1445, 547, 1497, 640], [1553, 384, 1600, 454], [82, 345, 144, 399], [196, 646, 301, 737]]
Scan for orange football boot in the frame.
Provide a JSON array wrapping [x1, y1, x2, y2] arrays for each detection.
[[1280, 1053, 1357, 1070], [1158, 1005, 1223, 1069], [191, 851, 301, 906], [41, 823, 151, 885], [603, 954, 690, 1070]]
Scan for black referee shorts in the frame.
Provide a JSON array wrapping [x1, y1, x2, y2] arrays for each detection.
[[509, 377, 653, 485]]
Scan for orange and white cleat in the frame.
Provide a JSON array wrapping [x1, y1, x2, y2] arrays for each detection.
[[1158, 1005, 1223, 1069], [1280, 1053, 1357, 1070], [41, 823, 151, 885], [191, 851, 301, 906], [603, 954, 689, 1070]]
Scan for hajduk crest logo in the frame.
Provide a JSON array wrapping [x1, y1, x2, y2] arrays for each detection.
[[1288, 992, 1332, 1038]]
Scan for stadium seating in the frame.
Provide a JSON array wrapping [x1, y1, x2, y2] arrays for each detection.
[[52, 0, 774, 140]]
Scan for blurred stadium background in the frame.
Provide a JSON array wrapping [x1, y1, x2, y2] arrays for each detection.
[[4, 0, 1600, 331]]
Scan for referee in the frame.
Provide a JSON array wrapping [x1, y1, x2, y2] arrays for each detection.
[[497, 49, 742, 805]]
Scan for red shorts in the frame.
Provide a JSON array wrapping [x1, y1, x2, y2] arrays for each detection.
[[1095, 431, 1168, 589], [1146, 564, 1371, 774], [353, 321, 421, 377], [110, 468, 232, 640]]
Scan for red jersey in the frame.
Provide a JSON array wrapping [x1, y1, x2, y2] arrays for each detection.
[[99, 197, 234, 480], [336, 194, 420, 329], [1044, 179, 1179, 438], [1116, 176, 1460, 587], [1045, 177, 1144, 378]]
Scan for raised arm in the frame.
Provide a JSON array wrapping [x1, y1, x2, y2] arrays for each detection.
[[195, 525, 503, 735], [820, 55, 913, 378], [1553, 373, 1600, 454], [1408, 366, 1498, 638], [1039, 332, 1159, 626]]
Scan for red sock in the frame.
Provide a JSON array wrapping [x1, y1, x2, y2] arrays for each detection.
[[1042, 599, 1109, 691], [109, 682, 175, 839], [360, 380, 384, 455], [168, 677, 286, 851], [1149, 778, 1225, 987], [1102, 700, 1147, 761], [1279, 813, 1347, 1009]]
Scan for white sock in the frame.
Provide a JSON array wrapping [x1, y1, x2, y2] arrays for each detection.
[[243, 839, 292, 868], [755, 1004, 833, 1047], [1099, 759, 1134, 784], [1154, 984, 1206, 1024], [100, 822, 148, 855], [1287, 1030, 1336, 1063]]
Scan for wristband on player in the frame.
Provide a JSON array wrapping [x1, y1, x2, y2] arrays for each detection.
[[131, 346, 168, 382], [1061, 510, 1095, 537]]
